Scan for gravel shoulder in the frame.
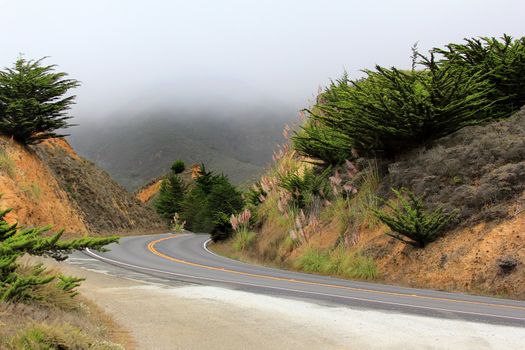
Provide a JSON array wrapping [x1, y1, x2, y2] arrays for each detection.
[[47, 255, 525, 350]]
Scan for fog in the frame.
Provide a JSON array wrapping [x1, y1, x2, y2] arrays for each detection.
[[0, 0, 523, 123]]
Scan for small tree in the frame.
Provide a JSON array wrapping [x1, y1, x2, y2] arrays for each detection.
[[0, 57, 80, 145], [0, 206, 118, 302], [154, 174, 187, 222], [171, 160, 185, 174], [372, 189, 456, 248]]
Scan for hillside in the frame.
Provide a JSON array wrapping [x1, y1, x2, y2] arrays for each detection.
[[213, 35, 525, 299], [69, 109, 295, 190], [215, 107, 525, 299], [0, 136, 166, 236]]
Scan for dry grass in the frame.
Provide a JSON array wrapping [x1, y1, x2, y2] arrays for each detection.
[[0, 259, 132, 349], [0, 149, 15, 178]]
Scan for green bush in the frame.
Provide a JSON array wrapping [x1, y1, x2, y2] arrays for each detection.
[[278, 166, 332, 209], [372, 189, 456, 248], [170, 160, 185, 174], [0, 57, 80, 145], [293, 35, 524, 163]]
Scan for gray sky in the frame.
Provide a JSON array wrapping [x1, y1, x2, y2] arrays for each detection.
[[0, 0, 523, 121]]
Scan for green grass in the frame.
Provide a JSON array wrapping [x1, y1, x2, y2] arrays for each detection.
[[294, 247, 378, 280], [233, 230, 256, 251]]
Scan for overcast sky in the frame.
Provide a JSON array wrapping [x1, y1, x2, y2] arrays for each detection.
[[0, 0, 523, 122]]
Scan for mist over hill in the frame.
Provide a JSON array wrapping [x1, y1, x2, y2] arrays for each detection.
[[68, 105, 297, 190]]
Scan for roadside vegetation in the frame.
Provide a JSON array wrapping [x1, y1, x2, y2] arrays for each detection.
[[154, 161, 244, 241], [211, 35, 525, 293], [0, 56, 132, 348], [0, 204, 122, 348]]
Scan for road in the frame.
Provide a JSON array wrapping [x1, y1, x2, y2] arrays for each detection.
[[84, 233, 525, 327]]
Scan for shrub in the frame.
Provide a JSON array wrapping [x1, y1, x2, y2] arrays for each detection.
[[171, 160, 185, 174], [372, 189, 456, 248], [278, 166, 332, 209], [0, 57, 80, 145], [210, 213, 234, 242], [170, 213, 186, 233]]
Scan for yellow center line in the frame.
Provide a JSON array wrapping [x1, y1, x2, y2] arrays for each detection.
[[148, 235, 525, 312]]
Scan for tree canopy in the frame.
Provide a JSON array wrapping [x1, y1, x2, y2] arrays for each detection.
[[0, 57, 80, 145]]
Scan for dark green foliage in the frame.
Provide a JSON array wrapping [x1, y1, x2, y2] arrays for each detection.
[[293, 120, 353, 165], [210, 213, 234, 242], [0, 57, 80, 145], [154, 174, 186, 222], [0, 206, 118, 302], [434, 34, 525, 114], [279, 167, 332, 209], [171, 160, 185, 174], [293, 35, 524, 163], [180, 166, 243, 241], [372, 189, 456, 248]]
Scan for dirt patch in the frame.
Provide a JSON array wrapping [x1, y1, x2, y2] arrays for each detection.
[[136, 178, 162, 204]]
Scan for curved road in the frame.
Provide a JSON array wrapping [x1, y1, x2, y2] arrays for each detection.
[[84, 233, 525, 327]]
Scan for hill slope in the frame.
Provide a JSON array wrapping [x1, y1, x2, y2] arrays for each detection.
[[69, 109, 295, 190], [0, 136, 166, 235], [216, 107, 525, 299]]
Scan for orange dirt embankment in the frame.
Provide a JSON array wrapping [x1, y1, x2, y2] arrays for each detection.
[[136, 178, 163, 203], [245, 194, 525, 299], [0, 137, 89, 235]]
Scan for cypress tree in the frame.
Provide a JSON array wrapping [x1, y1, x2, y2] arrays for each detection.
[[0, 57, 80, 145], [0, 206, 118, 302], [154, 173, 187, 222]]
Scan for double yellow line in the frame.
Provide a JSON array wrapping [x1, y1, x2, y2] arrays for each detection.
[[148, 235, 525, 313]]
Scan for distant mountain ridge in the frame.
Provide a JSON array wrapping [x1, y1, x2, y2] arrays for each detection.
[[69, 109, 296, 190]]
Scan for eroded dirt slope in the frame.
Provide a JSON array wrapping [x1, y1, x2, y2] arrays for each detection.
[[34, 138, 166, 235], [0, 137, 89, 235]]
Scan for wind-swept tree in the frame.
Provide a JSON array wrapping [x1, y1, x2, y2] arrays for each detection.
[[0, 206, 118, 302], [0, 57, 80, 145]]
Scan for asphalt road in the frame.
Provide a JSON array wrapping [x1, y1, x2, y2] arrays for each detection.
[[84, 233, 525, 327]]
